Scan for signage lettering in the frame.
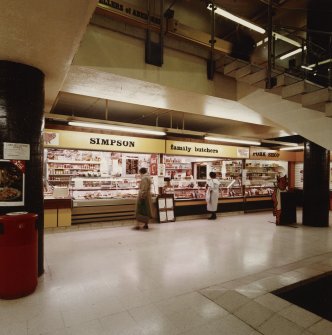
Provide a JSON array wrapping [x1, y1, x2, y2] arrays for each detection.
[[253, 151, 280, 158], [170, 144, 191, 153], [195, 147, 218, 154], [99, 0, 161, 25], [90, 138, 135, 147], [99, 0, 123, 11], [170, 143, 219, 154]]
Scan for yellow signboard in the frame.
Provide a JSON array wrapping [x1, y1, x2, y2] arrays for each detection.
[[166, 140, 249, 158], [250, 147, 300, 161], [44, 129, 165, 154]]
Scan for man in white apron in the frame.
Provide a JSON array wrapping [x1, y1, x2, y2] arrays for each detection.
[[206, 171, 220, 220]]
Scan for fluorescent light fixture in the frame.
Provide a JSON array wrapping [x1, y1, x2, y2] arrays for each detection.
[[301, 65, 313, 71], [207, 4, 265, 34], [308, 58, 332, 68], [273, 32, 301, 47], [68, 121, 166, 136], [261, 139, 299, 147], [256, 37, 268, 47], [279, 145, 304, 151], [257, 33, 301, 48], [279, 46, 307, 60], [205, 136, 261, 146]]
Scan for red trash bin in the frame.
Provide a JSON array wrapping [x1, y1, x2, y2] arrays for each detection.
[[0, 212, 38, 299]]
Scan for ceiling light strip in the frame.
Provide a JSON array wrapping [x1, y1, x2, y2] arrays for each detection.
[[279, 46, 306, 60], [205, 136, 261, 146], [273, 32, 301, 47], [279, 146, 304, 151], [257, 33, 301, 48], [301, 65, 313, 71], [207, 4, 266, 34], [308, 58, 332, 68], [68, 121, 166, 136], [261, 139, 300, 147]]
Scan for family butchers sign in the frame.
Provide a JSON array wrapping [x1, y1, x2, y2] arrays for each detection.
[[98, 0, 161, 25], [166, 140, 249, 159], [44, 129, 165, 154]]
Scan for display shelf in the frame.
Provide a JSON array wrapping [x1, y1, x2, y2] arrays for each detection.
[[46, 160, 102, 186], [219, 178, 243, 198], [47, 160, 101, 164], [45, 148, 104, 187], [164, 159, 243, 200], [169, 178, 243, 199], [244, 160, 288, 197], [70, 177, 140, 200]]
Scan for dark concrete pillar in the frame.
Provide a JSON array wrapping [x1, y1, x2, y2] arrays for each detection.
[[302, 140, 330, 227], [0, 61, 45, 275]]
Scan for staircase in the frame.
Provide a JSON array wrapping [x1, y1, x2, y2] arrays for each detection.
[[216, 56, 332, 150]]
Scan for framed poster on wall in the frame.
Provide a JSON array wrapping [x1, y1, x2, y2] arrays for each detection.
[[0, 160, 25, 206]]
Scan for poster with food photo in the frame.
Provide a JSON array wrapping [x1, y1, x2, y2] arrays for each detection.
[[0, 160, 25, 206]]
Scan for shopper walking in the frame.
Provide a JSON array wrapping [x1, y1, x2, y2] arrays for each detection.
[[206, 171, 220, 220], [134, 167, 152, 229]]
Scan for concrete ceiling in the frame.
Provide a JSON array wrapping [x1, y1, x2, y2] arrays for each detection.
[[0, 0, 98, 113], [1, 0, 315, 144], [52, 91, 286, 140]]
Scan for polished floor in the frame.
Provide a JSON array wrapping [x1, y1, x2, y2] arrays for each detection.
[[1, 211, 332, 335]]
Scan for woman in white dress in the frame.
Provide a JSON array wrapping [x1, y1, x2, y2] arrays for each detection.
[[206, 171, 220, 220]]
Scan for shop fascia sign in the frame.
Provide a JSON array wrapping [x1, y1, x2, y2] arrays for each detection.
[[250, 147, 280, 159], [98, 0, 161, 25], [44, 129, 165, 154], [166, 140, 249, 159]]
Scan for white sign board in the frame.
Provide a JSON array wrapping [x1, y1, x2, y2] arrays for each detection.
[[3, 143, 30, 160]]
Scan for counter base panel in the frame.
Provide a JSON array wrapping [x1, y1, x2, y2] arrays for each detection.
[[44, 209, 57, 228], [72, 203, 136, 225], [58, 208, 71, 227], [175, 199, 244, 216], [244, 196, 273, 212]]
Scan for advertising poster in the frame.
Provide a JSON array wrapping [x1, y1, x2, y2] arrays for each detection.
[[150, 154, 158, 175], [0, 160, 25, 206]]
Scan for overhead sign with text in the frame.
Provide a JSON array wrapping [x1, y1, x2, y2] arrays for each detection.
[[98, 0, 161, 25], [250, 147, 299, 161], [44, 129, 165, 154], [166, 140, 249, 158]]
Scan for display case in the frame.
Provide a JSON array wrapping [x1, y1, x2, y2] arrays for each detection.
[[45, 148, 158, 196], [70, 177, 139, 200], [219, 179, 243, 198], [171, 179, 206, 200], [163, 158, 244, 200], [45, 149, 103, 187], [244, 160, 288, 197], [163, 156, 193, 180], [207, 159, 243, 198]]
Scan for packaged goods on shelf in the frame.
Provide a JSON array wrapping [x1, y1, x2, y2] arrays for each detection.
[[44, 149, 158, 201]]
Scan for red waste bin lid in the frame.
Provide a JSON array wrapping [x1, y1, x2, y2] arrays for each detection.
[[6, 211, 29, 216], [0, 212, 37, 223]]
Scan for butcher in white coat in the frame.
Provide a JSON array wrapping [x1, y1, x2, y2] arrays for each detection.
[[206, 171, 220, 220]]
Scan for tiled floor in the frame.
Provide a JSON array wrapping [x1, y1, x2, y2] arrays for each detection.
[[1, 210, 332, 335]]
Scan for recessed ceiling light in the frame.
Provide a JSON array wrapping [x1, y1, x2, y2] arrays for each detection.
[[205, 136, 261, 146], [207, 4, 266, 34], [68, 121, 166, 136]]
